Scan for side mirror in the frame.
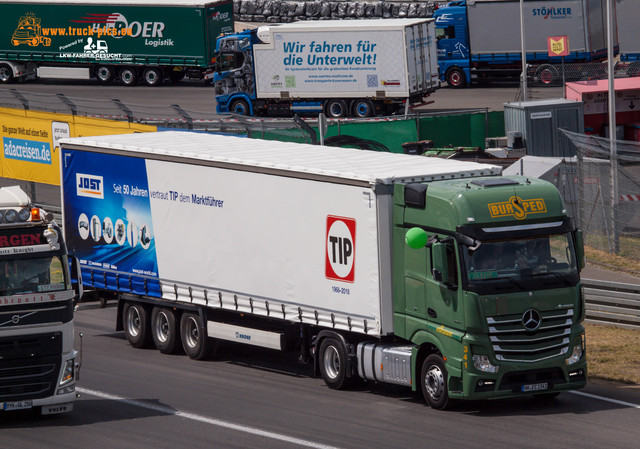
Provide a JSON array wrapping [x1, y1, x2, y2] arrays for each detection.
[[575, 230, 585, 270], [432, 242, 449, 283], [405, 227, 428, 249]]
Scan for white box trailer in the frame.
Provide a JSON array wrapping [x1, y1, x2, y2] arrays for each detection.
[[253, 19, 439, 99]]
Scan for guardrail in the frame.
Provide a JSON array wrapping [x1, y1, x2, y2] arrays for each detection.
[[583, 279, 640, 330]]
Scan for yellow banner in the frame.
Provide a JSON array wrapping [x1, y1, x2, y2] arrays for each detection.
[[1, 108, 155, 185]]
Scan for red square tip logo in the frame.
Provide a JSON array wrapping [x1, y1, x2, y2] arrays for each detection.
[[325, 215, 356, 283]]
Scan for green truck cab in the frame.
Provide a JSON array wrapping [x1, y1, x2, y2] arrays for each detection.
[[400, 176, 586, 408]]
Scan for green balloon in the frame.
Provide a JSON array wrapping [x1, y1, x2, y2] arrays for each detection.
[[406, 227, 428, 249]]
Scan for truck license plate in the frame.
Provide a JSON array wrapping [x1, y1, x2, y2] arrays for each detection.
[[3, 400, 33, 411], [521, 382, 548, 392]]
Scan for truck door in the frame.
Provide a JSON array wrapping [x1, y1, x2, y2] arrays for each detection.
[[404, 234, 461, 328], [436, 25, 458, 61], [435, 8, 469, 63], [404, 244, 428, 319], [423, 236, 461, 330]]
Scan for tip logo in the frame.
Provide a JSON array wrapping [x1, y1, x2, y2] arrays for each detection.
[[325, 215, 356, 283], [77, 173, 104, 199]]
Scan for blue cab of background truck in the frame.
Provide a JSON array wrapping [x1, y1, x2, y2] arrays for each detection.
[[213, 29, 326, 116], [433, 1, 609, 85], [214, 29, 257, 115]]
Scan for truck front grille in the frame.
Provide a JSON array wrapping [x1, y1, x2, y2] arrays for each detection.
[[0, 333, 62, 402], [486, 308, 573, 363]]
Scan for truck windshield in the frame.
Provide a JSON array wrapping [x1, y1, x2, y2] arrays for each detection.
[[0, 255, 67, 296], [464, 233, 578, 283], [216, 52, 244, 72]]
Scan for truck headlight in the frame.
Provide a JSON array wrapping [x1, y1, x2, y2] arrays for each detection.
[[566, 334, 585, 365], [472, 354, 499, 373], [566, 344, 583, 365], [59, 358, 75, 386]]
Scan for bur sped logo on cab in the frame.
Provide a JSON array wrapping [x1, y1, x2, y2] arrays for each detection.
[[488, 196, 547, 220], [325, 215, 356, 283]]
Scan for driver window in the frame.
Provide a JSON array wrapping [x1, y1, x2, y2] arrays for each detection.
[[445, 243, 457, 286], [436, 26, 456, 41], [218, 52, 244, 71]]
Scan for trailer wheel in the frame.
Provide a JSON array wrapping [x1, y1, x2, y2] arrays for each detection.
[[0, 64, 14, 84], [325, 99, 348, 118], [352, 99, 375, 118], [119, 67, 138, 86], [319, 337, 351, 389], [151, 307, 181, 354], [180, 312, 213, 360], [446, 68, 466, 88], [420, 354, 451, 410], [230, 99, 250, 115], [123, 302, 152, 348], [143, 67, 163, 86], [534, 65, 559, 86], [96, 66, 114, 83]]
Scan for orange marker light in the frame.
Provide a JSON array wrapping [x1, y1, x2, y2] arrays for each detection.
[[30, 208, 41, 221]]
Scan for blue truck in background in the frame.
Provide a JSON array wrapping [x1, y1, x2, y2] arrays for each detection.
[[434, 0, 616, 88], [213, 19, 439, 117]]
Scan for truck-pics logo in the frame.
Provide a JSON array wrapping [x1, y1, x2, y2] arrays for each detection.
[[325, 215, 356, 283], [488, 196, 547, 220], [77, 174, 104, 199], [11, 14, 51, 47]]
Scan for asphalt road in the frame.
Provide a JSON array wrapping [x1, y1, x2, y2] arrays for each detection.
[[2, 302, 639, 449]]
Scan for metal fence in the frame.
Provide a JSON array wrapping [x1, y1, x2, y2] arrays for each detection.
[[561, 130, 640, 262], [0, 87, 318, 143]]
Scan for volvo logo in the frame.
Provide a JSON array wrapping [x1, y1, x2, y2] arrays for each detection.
[[522, 309, 542, 330], [1, 311, 36, 327]]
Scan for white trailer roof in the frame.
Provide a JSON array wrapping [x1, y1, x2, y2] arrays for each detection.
[[60, 131, 501, 186], [259, 18, 434, 34]]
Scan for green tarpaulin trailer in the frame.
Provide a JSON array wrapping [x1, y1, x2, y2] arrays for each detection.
[[0, 0, 233, 86]]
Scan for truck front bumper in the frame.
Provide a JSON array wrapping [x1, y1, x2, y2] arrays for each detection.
[[450, 353, 587, 400]]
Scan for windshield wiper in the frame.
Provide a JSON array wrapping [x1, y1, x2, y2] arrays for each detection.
[[495, 276, 527, 290], [530, 271, 574, 286]]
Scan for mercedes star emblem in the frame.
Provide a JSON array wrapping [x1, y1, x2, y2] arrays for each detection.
[[522, 309, 542, 331]]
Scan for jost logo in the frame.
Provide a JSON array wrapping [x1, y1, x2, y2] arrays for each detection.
[[77, 173, 104, 199], [325, 215, 356, 283]]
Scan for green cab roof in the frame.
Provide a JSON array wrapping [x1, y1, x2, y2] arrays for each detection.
[[427, 175, 567, 228]]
